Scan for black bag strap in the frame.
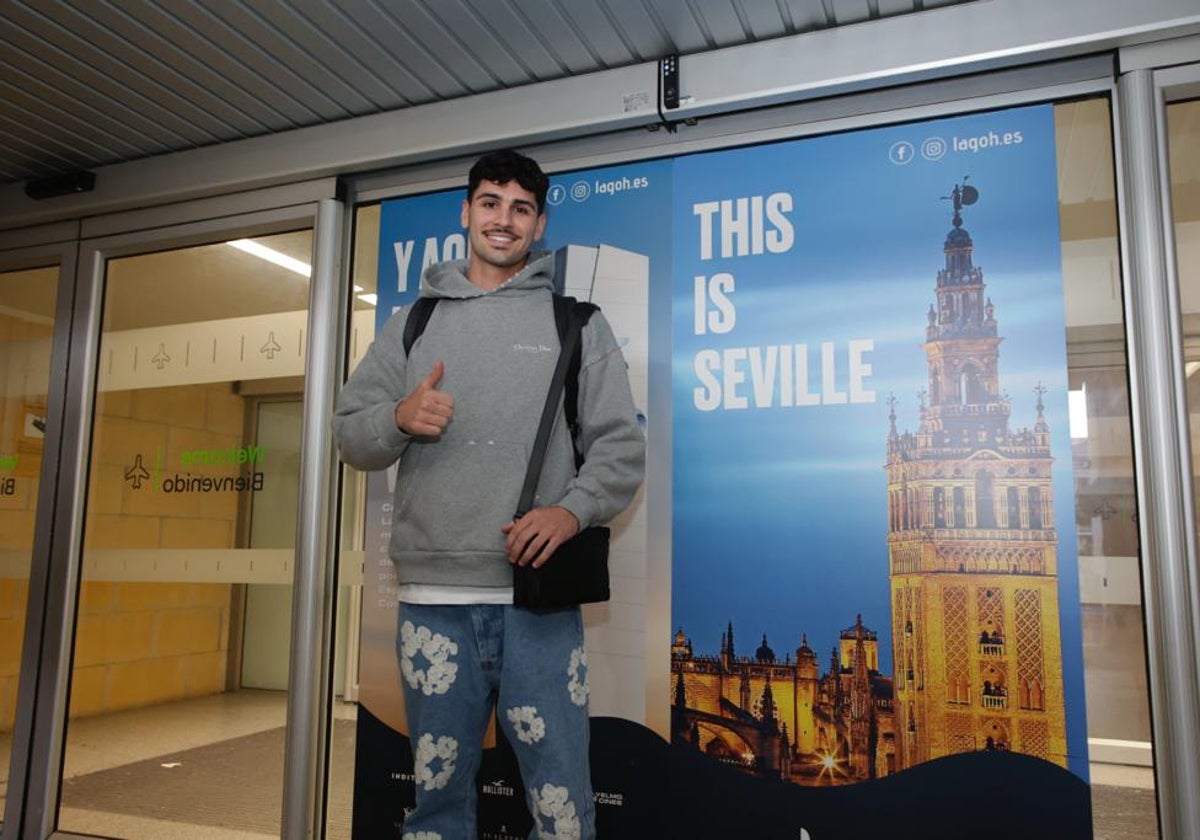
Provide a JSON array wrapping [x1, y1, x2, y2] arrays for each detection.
[[403, 293, 597, 465], [402, 296, 439, 356], [517, 300, 585, 518], [554, 296, 598, 468]]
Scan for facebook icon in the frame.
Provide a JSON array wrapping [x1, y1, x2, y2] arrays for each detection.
[[888, 140, 915, 165]]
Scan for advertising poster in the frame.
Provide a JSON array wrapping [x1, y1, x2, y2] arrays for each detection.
[[669, 104, 1092, 837], [353, 160, 672, 838], [354, 102, 1091, 839]]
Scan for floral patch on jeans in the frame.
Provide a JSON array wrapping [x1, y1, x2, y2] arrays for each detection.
[[414, 733, 458, 791], [506, 705, 547, 745], [567, 647, 589, 707], [400, 621, 459, 696], [531, 783, 581, 840]]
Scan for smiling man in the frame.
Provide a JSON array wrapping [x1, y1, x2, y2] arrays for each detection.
[[333, 149, 645, 840]]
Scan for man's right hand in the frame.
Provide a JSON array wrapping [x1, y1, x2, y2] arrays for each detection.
[[394, 360, 454, 437]]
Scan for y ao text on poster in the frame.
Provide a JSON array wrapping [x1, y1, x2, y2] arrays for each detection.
[[393, 233, 467, 292], [691, 192, 876, 411]]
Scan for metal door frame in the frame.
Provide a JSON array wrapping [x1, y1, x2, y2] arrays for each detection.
[[1114, 49, 1200, 840], [4, 183, 348, 840], [0, 224, 80, 840]]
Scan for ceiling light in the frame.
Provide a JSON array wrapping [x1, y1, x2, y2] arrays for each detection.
[[1068, 386, 1088, 440], [227, 240, 377, 305], [227, 239, 310, 277]]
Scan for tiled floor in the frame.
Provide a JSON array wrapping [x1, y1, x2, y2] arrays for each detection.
[[2, 689, 1162, 839]]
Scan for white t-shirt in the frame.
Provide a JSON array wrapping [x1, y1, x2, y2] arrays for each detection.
[[398, 583, 513, 605]]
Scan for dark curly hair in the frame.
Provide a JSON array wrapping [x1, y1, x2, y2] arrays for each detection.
[[467, 149, 550, 214]]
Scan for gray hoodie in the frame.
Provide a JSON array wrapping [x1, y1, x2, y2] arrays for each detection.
[[333, 251, 645, 587]]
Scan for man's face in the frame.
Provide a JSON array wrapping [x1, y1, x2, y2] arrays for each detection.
[[461, 179, 547, 273]]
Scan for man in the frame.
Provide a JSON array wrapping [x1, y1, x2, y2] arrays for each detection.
[[334, 149, 645, 840]]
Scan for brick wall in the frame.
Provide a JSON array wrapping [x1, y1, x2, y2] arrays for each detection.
[[0, 381, 248, 729], [0, 312, 51, 730]]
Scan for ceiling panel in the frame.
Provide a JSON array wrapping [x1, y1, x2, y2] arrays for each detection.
[[124, 5, 319, 128], [457, 0, 571, 81], [0, 127, 67, 184], [0, 119, 82, 173], [506, 0, 616, 73], [0, 0, 972, 188], [245, 2, 401, 111], [781, 0, 835, 29], [288, 5, 420, 105], [736, 0, 790, 40], [0, 67, 163, 161], [599, 0, 674, 59], [689, 0, 755, 46], [86, 3, 283, 135], [337, 2, 482, 100], [12, 2, 230, 145], [170, 2, 357, 122], [828, 0, 874, 26], [370, 2, 507, 94], [0, 77, 145, 164], [643, 0, 713, 51], [419, 1, 539, 88], [559, 2, 650, 65], [1, 31, 183, 160]]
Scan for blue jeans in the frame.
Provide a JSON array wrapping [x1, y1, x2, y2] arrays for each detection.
[[396, 603, 596, 840]]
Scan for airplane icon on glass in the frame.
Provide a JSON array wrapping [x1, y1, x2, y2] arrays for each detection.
[[124, 454, 150, 489], [260, 332, 282, 360]]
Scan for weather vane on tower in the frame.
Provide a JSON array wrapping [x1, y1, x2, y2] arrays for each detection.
[[944, 177, 979, 228]]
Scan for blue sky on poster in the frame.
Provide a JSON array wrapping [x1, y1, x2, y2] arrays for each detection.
[[669, 105, 1083, 769]]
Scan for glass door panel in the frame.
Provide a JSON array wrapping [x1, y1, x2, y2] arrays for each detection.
[[1167, 97, 1200, 530], [241, 397, 301, 693], [57, 231, 311, 838], [0, 265, 58, 827], [1057, 97, 1158, 835]]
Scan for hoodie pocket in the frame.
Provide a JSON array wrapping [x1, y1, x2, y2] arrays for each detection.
[[398, 439, 528, 553]]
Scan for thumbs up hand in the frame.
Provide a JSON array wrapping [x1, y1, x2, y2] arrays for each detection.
[[394, 360, 454, 437]]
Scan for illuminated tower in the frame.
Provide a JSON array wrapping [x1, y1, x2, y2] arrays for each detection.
[[845, 617, 874, 778], [792, 635, 820, 755], [887, 182, 1067, 769]]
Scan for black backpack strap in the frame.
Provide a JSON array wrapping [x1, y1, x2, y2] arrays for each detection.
[[552, 294, 598, 470], [402, 296, 439, 355]]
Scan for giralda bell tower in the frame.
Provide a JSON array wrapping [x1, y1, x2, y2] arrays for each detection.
[[886, 181, 1068, 770]]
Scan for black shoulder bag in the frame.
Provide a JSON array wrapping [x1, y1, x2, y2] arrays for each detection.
[[511, 299, 610, 609]]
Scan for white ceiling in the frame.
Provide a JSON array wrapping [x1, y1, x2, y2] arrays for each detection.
[[0, 1, 1196, 334], [0, 0, 974, 187]]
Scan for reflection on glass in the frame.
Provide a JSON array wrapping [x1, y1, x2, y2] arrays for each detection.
[[56, 231, 311, 838], [1167, 98, 1200, 526], [0, 266, 59, 826], [1057, 97, 1158, 835]]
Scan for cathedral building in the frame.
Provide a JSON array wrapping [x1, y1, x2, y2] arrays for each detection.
[[887, 183, 1068, 769], [670, 617, 896, 786]]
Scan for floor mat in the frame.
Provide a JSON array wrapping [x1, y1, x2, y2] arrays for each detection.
[[1090, 784, 1159, 840], [61, 720, 355, 835]]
